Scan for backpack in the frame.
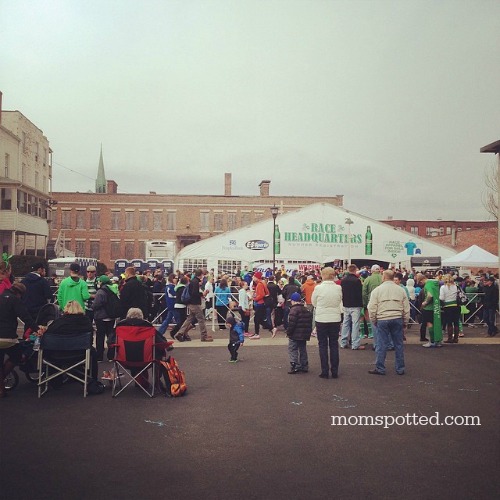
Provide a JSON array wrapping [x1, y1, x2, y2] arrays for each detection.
[[103, 286, 122, 319], [181, 284, 191, 305], [159, 356, 187, 397]]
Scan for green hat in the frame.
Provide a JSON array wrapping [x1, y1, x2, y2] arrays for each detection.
[[98, 275, 111, 284]]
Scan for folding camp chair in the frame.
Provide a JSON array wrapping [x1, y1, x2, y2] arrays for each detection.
[[111, 324, 161, 398], [38, 331, 93, 398]]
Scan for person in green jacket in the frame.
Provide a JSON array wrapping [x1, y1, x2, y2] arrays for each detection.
[[420, 276, 442, 347], [57, 263, 90, 312]]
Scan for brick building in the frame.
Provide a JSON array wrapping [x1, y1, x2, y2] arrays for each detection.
[[382, 218, 497, 238], [50, 171, 343, 267]]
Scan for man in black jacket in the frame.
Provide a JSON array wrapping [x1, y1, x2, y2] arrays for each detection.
[[21, 262, 53, 322], [482, 276, 499, 336], [120, 267, 149, 319], [340, 264, 365, 350]]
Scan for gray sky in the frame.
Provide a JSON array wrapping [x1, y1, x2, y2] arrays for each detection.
[[1, 0, 499, 221]]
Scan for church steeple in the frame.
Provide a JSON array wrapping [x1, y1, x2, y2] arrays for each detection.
[[95, 145, 107, 193]]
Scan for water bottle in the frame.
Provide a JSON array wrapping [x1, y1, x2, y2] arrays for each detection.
[[33, 336, 41, 351]]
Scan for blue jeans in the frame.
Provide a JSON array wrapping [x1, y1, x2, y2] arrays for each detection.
[[157, 309, 175, 335], [340, 307, 361, 348], [316, 322, 340, 376], [288, 339, 308, 371], [484, 308, 498, 335], [374, 318, 405, 374]]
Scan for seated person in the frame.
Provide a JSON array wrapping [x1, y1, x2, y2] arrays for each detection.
[[43, 300, 98, 381], [114, 308, 173, 387], [0, 283, 42, 398], [115, 307, 173, 359]]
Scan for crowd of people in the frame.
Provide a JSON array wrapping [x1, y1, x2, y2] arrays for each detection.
[[0, 254, 498, 396]]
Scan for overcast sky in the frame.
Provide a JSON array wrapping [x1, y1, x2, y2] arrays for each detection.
[[1, 0, 499, 221]]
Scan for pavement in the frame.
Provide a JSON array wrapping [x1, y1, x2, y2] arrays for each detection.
[[1, 324, 499, 500]]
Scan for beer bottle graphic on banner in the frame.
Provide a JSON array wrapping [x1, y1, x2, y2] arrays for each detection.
[[274, 224, 281, 254], [365, 225, 373, 255]]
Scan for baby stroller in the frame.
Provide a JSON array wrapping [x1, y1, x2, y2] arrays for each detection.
[[20, 303, 62, 383]]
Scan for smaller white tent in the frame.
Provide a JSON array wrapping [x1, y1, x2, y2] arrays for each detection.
[[442, 245, 498, 268]]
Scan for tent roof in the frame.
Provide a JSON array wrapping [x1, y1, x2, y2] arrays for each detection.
[[441, 244, 498, 267], [176, 203, 457, 265]]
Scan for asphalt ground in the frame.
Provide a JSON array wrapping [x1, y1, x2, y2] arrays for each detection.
[[1, 326, 499, 500]]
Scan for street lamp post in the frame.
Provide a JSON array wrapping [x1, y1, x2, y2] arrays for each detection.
[[271, 205, 279, 275], [345, 217, 354, 266]]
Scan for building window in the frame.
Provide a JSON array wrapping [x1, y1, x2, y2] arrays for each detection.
[[227, 213, 237, 231], [90, 241, 100, 259], [446, 227, 452, 235], [110, 241, 121, 260], [218, 260, 242, 276], [166, 212, 176, 231], [139, 211, 149, 230], [214, 213, 223, 231], [4, 153, 9, 177], [200, 212, 210, 232], [138, 240, 146, 259], [42, 176, 47, 193], [75, 211, 85, 229], [62, 210, 71, 229], [241, 212, 251, 227], [125, 242, 134, 260], [22, 163, 27, 183], [439, 227, 444, 235], [153, 212, 162, 231], [410, 226, 418, 235], [125, 211, 134, 230], [0, 188, 12, 210], [111, 211, 121, 230], [90, 211, 100, 230], [179, 258, 207, 274], [75, 240, 85, 257], [35, 171, 39, 189]]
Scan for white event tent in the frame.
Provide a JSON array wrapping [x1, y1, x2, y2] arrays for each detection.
[[441, 245, 498, 268], [176, 203, 457, 274]]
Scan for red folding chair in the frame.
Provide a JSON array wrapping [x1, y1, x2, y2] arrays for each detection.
[[111, 324, 160, 398]]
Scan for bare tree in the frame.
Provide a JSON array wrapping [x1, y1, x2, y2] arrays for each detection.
[[482, 161, 499, 220]]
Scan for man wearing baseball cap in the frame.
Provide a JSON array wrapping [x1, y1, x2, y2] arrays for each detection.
[[56, 262, 90, 311], [362, 264, 385, 351]]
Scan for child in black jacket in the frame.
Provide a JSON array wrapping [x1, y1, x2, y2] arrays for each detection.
[[286, 292, 313, 374]]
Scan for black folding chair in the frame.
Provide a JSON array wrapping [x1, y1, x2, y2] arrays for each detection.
[[37, 331, 92, 398]]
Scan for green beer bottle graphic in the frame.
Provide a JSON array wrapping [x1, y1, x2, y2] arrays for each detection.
[[274, 224, 281, 254], [365, 225, 373, 255]]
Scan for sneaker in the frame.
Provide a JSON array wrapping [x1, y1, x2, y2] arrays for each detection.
[[435, 342, 443, 347], [271, 328, 277, 338], [422, 342, 436, 348], [249, 334, 260, 340], [458, 332, 464, 337], [311, 332, 317, 338], [243, 332, 252, 337], [201, 337, 214, 342], [352, 345, 366, 350], [229, 359, 238, 363], [368, 369, 385, 375], [101, 371, 112, 381], [174, 334, 185, 342]]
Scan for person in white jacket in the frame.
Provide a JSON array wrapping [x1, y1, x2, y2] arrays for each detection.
[[311, 267, 343, 379]]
